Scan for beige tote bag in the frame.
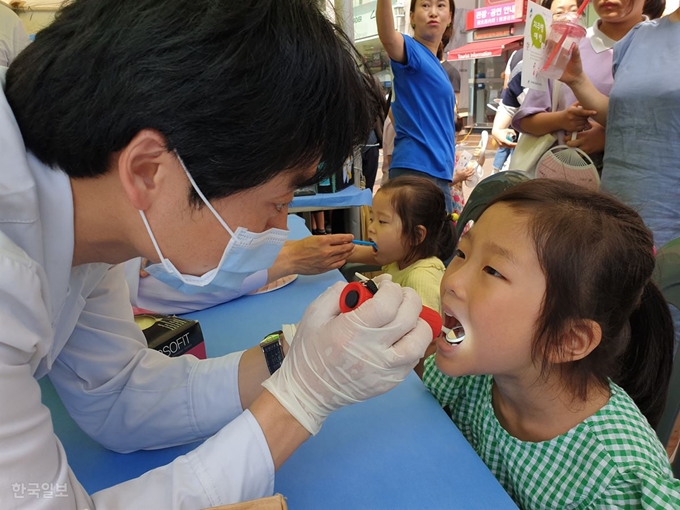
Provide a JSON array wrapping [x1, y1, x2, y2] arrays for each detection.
[[510, 82, 562, 177]]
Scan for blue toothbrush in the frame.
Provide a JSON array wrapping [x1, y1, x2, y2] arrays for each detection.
[[352, 239, 378, 250]]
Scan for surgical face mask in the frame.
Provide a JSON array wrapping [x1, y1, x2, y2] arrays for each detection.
[[140, 153, 289, 295]]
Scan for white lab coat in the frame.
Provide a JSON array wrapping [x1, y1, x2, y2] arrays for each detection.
[[0, 3, 29, 68], [0, 70, 274, 509]]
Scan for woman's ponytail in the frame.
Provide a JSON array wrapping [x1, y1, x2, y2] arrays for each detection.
[[436, 0, 455, 60], [437, 24, 453, 61], [614, 281, 675, 428]]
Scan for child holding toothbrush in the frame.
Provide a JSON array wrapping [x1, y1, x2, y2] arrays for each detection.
[[350, 176, 456, 375]]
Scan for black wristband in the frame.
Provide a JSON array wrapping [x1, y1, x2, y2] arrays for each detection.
[[260, 330, 284, 375]]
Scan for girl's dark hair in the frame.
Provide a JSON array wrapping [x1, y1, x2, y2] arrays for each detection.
[[643, 0, 666, 19], [6, 0, 378, 203], [360, 67, 387, 142], [488, 179, 674, 428], [379, 176, 456, 265], [410, 0, 456, 60]]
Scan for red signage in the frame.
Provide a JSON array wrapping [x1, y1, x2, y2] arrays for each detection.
[[472, 2, 516, 29]]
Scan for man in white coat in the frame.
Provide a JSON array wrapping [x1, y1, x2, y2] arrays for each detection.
[[0, 1, 28, 67], [0, 0, 431, 508]]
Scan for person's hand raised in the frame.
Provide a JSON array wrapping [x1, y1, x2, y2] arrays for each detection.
[[559, 46, 583, 87]]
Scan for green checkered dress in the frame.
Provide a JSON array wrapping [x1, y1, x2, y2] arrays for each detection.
[[423, 356, 680, 509]]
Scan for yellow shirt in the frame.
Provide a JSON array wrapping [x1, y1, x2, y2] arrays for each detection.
[[382, 257, 445, 314]]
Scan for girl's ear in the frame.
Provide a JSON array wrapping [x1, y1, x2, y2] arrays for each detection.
[[416, 225, 427, 245], [549, 320, 602, 363]]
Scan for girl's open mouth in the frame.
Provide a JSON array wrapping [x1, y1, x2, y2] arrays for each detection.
[[368, 238, 378, 252], [442, 313, 465, 345]]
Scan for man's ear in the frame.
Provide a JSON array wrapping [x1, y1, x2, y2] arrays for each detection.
[[116, 129, 173, 210], [549, 320, 602, 363]]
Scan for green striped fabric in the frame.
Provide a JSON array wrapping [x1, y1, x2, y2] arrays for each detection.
[[423, 356, 680, 509]]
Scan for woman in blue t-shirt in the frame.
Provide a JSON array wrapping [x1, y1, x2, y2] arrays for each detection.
[[377, 0, 456, 212]]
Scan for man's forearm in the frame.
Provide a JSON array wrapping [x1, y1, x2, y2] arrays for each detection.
[[249, 390, 310, 470]]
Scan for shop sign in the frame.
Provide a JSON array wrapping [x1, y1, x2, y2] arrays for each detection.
[[473, 2, 516, 29], [473, 26, 513, 41], [455, 50, 500, 60]]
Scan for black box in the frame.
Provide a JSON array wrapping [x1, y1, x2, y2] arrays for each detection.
[[134, 312, 207, 359]]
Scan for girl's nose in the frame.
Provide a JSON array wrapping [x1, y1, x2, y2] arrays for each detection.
[[442, 261, 469, 300]]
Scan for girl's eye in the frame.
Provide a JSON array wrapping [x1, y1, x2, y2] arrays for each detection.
[[379, 220, 388, 225], [453, 248, 465, 259], [483, 266, 504, 279]]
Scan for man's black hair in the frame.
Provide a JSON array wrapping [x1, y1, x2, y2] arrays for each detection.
[[6, 0, 377, 201]]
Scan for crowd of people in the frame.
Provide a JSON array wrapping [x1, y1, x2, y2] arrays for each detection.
[[1, 0, 679, 508]]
